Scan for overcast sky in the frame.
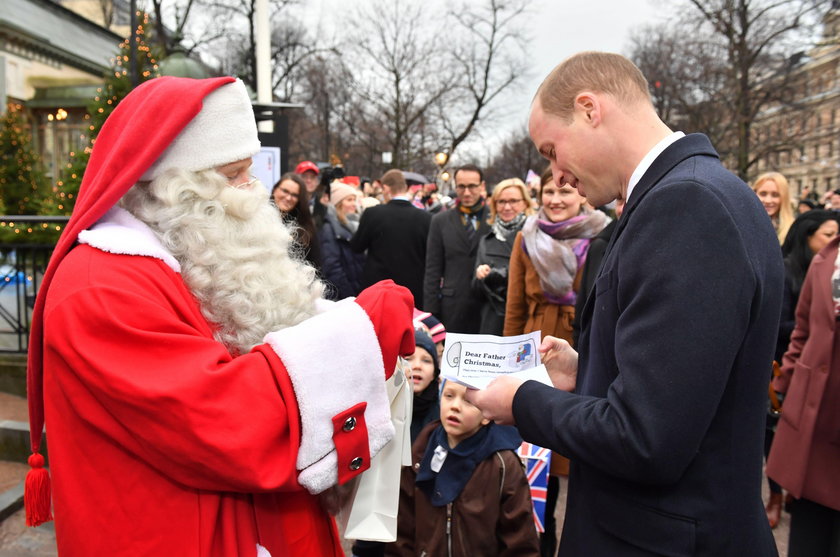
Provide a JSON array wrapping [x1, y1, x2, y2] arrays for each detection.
[[494, 0, 665, 152], [309, 0, 666, 160]]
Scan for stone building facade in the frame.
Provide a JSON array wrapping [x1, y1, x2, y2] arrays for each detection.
[[753, 7, 840, 199]]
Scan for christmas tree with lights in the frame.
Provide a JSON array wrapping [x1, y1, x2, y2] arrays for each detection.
[[54, 11, 159, 215], [0, 103, 56, 241], [0, 103, 50, 215]]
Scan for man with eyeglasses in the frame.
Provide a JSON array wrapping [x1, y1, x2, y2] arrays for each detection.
[[423, 163, 490, 334], [24, 76, 415, 556]]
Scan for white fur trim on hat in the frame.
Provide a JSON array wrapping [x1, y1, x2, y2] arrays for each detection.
[[263, 298, 393, 494], [141, 79, 261, 180]]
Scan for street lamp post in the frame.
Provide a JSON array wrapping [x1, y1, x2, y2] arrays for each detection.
[[434, 151, 449, 194]]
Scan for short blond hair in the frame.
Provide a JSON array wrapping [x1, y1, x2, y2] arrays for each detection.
[[537, 52, 652, 122], [488, 178, 535, 224]]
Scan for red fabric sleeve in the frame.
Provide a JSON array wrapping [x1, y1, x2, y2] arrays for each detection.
[[43, 255, 304, 493]]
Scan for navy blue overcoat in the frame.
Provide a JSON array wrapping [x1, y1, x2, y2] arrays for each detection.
[[513, 134, 783, 557]]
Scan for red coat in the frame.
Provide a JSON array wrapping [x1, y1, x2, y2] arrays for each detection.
[[767, 236, 840, 511], [43, 232, 409, 555]]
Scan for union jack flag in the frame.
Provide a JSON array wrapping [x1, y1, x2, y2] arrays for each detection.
[[516, 442, 551, 533]]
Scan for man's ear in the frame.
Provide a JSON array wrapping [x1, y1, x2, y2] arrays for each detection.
[[574, 92, 601, 127]]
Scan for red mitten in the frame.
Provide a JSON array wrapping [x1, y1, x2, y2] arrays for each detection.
[[354, 280, 416, 379]]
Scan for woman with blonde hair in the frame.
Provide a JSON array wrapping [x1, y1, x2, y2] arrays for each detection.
[[753, 172, 795, 244], [472, 178, 534, 335]]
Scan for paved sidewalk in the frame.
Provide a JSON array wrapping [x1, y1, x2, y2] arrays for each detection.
[[0, 508, 56, 557]]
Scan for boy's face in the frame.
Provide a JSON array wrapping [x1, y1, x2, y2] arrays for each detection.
[[440, 382, 489, 448], [405, 346, 436, 393]]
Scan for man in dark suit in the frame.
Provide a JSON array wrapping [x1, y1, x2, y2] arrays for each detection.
[[467, 52, 782, 556], [423, 164, 491, 334], [350, 169, 431, 307]]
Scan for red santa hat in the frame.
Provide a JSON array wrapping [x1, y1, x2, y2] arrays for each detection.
[[141, 79, 259, 180], [25, 75, 259, 527]]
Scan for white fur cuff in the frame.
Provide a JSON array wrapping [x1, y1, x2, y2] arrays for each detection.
[[263, 299, 394, 493]]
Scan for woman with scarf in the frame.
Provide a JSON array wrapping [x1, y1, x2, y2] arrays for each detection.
[[504, 168, 610, 557], [319, 182, 365, 300], [473, 178, 535, 335], [504, 169, 610, 342]]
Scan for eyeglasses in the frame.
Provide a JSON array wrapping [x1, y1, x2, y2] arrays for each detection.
[[497, 198, 524, 207], [275, 186, 300, 199], [229, 175, 259, 190], [455, 183, 482, 192]]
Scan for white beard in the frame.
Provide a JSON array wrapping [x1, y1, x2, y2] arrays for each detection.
[[120, 168, 324, 355]]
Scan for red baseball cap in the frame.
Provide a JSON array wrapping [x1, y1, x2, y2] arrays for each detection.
[[295, 160, 319, 175]]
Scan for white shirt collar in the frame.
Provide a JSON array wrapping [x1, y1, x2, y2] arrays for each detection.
[[626, 132, 685, 203]]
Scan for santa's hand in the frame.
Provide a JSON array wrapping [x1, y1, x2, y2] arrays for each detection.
[[463, 376, 524, 425], [539, 336, 578, 392], [354, 280, 415, 380]]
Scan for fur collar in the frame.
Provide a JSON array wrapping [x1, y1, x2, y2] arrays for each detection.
[[77, 206, 181, 273]]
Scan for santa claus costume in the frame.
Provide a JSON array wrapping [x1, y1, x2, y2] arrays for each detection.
[[25, 76, 415, 556]]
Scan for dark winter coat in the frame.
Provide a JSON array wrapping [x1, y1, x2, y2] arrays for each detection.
[[320, 211, 365, 300], [513, 134, 783, 556], [572, 218, 616, 346], [423, 205, 490, 334], [472, 229, 518, 335], [768, 236, 840, 512], [350, 199, 432, 308]]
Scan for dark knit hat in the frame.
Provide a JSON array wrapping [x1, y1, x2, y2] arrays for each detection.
[[414, 329, 440, 376]]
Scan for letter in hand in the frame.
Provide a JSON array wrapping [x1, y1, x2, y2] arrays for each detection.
[[540, 336, 578, 392], [353, 280, 416, 380]]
